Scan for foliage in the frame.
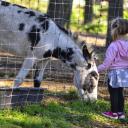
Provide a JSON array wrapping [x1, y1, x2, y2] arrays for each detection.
[[70, 4, 108, 35], [7, 0, 128, 36]]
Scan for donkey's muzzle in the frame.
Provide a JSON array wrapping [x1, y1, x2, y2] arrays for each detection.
[[83, 71, 99, 93]]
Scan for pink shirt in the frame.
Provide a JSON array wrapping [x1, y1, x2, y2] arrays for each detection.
[[98, 39, 128, 72]]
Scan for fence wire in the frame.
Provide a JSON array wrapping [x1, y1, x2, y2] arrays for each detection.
[[0, 0, 128, 108]]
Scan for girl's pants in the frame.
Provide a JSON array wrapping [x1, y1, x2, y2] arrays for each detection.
[[108, 83, 124, 113]]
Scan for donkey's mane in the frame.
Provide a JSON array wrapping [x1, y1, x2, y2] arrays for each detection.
[[56, 24, 72, 36]]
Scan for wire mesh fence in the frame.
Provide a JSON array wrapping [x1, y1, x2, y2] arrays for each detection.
[[0, 0, 128, 108]]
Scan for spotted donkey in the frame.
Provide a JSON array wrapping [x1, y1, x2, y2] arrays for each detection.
[[0, 1, 99, 100]]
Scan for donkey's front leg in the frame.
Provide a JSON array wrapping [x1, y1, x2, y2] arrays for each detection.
[[33, 60, 49, 87], [14, 57, 37, 87]]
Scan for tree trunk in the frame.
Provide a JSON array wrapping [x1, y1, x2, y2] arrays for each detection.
[[47, 0, 73, 28], [84, 0, 93, 24], [106, 0, 123, 47]]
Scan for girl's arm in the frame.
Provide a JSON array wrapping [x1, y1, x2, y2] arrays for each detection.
[[98, 43, 117, 72]]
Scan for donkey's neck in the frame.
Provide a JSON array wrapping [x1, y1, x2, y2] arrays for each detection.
[[55, 35, 86, 69], [43, 23, 86, 69]]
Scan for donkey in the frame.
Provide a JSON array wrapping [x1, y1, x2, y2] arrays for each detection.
[[0, 1, 99, 100]]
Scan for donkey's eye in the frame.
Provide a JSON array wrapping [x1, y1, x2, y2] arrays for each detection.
[[87, 63, 91, 69], [112, 24, 118, 28]]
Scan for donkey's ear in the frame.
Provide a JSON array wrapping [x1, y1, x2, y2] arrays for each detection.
[[82, 44, 91, 60]]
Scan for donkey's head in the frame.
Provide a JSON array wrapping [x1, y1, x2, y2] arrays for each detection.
[[72, 40, 99, 101]]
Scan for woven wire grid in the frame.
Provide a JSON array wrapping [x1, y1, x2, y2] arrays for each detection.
[[0, 0, 128, 108]]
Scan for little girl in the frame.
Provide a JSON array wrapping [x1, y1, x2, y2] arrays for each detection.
[[98, 17, 128, 119]]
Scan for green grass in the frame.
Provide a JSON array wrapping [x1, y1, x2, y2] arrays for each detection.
[[0, 92, 128, 128]]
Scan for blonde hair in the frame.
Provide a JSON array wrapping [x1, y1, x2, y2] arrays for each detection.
[[110, 18, 128, 41]]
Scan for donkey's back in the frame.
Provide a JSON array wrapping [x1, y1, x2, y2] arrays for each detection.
[[0, 1, 60, 56]]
